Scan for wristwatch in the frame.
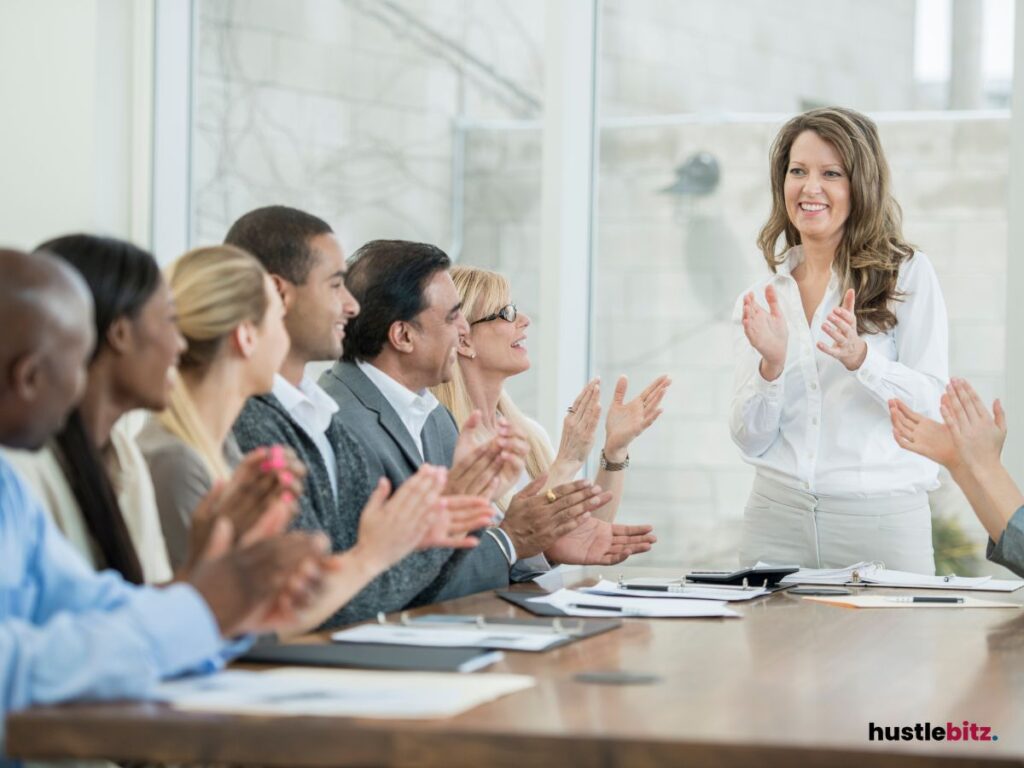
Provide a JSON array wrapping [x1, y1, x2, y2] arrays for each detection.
[[600, 450, 630, 471]]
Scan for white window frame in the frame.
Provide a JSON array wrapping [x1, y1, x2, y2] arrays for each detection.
[[1002, 3, 1024, 479], [537, 0, 600, 442], [150, 0, 193, 264]]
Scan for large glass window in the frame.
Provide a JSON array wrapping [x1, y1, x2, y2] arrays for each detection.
[[191, 0, 546, 403], [592, 0, 1014, 573], [189, 0, 1016, 575]]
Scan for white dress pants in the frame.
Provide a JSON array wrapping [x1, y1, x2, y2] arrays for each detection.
[[739, 473, 936, 574]]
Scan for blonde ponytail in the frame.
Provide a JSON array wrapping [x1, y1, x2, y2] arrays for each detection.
[[159, 244, 269, 482]]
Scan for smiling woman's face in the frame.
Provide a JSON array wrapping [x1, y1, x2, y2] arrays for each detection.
[[110, 278, 187, 412], [466, 293, 532, 379], [784, 129, 851, 250]]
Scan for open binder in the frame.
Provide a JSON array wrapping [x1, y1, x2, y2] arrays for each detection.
[[770, 561, 1024, 592]]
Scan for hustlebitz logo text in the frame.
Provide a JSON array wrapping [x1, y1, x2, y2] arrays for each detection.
[[868, 721, 998, 743]]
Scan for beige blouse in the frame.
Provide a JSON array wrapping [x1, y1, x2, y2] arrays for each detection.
[[137, 416, 243, 571], [3, 416, 173, 584]]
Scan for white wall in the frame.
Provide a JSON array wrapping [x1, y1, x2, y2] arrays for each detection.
[[0, 0, 152, 250]]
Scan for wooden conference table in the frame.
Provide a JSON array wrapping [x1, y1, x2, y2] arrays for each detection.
[[7, 566, 1024, 767]]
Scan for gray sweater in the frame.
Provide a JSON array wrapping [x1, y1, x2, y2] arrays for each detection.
[[232, 393, 504, 626]]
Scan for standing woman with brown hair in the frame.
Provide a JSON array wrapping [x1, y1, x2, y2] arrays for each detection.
[[730, 107, 949, 573]]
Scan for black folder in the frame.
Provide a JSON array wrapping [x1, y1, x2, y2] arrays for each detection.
[[496, 590, 616, 618], [239, 639, 501, 673]]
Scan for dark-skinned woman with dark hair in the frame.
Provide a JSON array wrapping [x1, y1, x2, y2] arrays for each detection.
[[4, 234, 304, 584]]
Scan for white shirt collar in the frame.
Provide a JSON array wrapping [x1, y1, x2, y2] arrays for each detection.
[[775, 245, 839, 289], [272, 373, 338, 436], [775, 245, 804, 278], [356, 360, 439, 454]]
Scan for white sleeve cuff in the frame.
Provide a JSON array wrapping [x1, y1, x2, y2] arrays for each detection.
[[753, 366, 783, 401], [485, 527, 518, 566], [511, 553, 552, 582], [854, 344, 886, 390]]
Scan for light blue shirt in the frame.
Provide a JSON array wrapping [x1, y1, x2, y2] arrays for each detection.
[[0, 455, 233, 763]]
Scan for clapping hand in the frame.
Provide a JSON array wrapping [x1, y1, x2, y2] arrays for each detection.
[[557, 378, 602, 465], [545, 519, 656, 566], [742, 285, 788, 381], [889, 398, 959, 469], [818, 289, 867, 371], [604, 374, 670, 459], [179, 445, 307, 579], [940, 378, 1007, 473]]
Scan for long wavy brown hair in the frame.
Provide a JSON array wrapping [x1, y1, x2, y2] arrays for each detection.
[[756, 107, 914, 334]]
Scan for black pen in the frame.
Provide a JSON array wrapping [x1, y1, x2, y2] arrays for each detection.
[[619, 583, 683, 593], [885, 596, 965, 604]]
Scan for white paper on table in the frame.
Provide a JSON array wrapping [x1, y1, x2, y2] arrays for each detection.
[[804, 594, 1023, 609], [331, 624, 562, 652], [154, 667, 535, 719], [765, 560, 881, 585], [862, 568, 995, 589], [532, 564, 583, 592], [581, 579, 769, 602], [762, 561, 1023, 592], [527, 588, 739, 618]]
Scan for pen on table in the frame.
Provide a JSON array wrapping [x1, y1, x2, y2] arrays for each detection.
[[885, 596, 965, 604], [619, 584, 685, 593]]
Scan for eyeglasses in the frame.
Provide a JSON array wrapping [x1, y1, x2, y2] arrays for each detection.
[[470, 303, 518, 325]]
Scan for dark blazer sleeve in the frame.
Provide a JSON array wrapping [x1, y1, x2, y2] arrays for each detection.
[[410, 534, 511, 606]]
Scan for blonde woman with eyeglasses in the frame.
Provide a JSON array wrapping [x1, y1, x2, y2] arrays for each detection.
[[433, 265, 669, 566]]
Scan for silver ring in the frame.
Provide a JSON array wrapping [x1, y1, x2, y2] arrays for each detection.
[[566, 406, 577, 414]]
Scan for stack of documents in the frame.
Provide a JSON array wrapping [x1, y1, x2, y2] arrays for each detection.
[[156, 668, 534, 718], [762, 561, 1024, 592], [581, 578, 769, 602], [527, 588, 739, 618]]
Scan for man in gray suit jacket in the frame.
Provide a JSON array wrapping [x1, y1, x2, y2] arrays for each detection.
[[227, 207, 516, 623], [320, 240, 612, 595], [321, 358, 530, 599]]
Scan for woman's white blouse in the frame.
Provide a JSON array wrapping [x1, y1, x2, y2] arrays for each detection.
[[730, 246, 949, 498]]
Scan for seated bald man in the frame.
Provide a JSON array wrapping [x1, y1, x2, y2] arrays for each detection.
[[0, 247, 330, 755]]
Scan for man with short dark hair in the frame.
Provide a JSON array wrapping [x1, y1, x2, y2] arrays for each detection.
[[321, 240, 615, 593], [225, 204, 334, 286], [0, 248, 328, 754], [230, 208, 499, 623], [226, 205, 352, 388]]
